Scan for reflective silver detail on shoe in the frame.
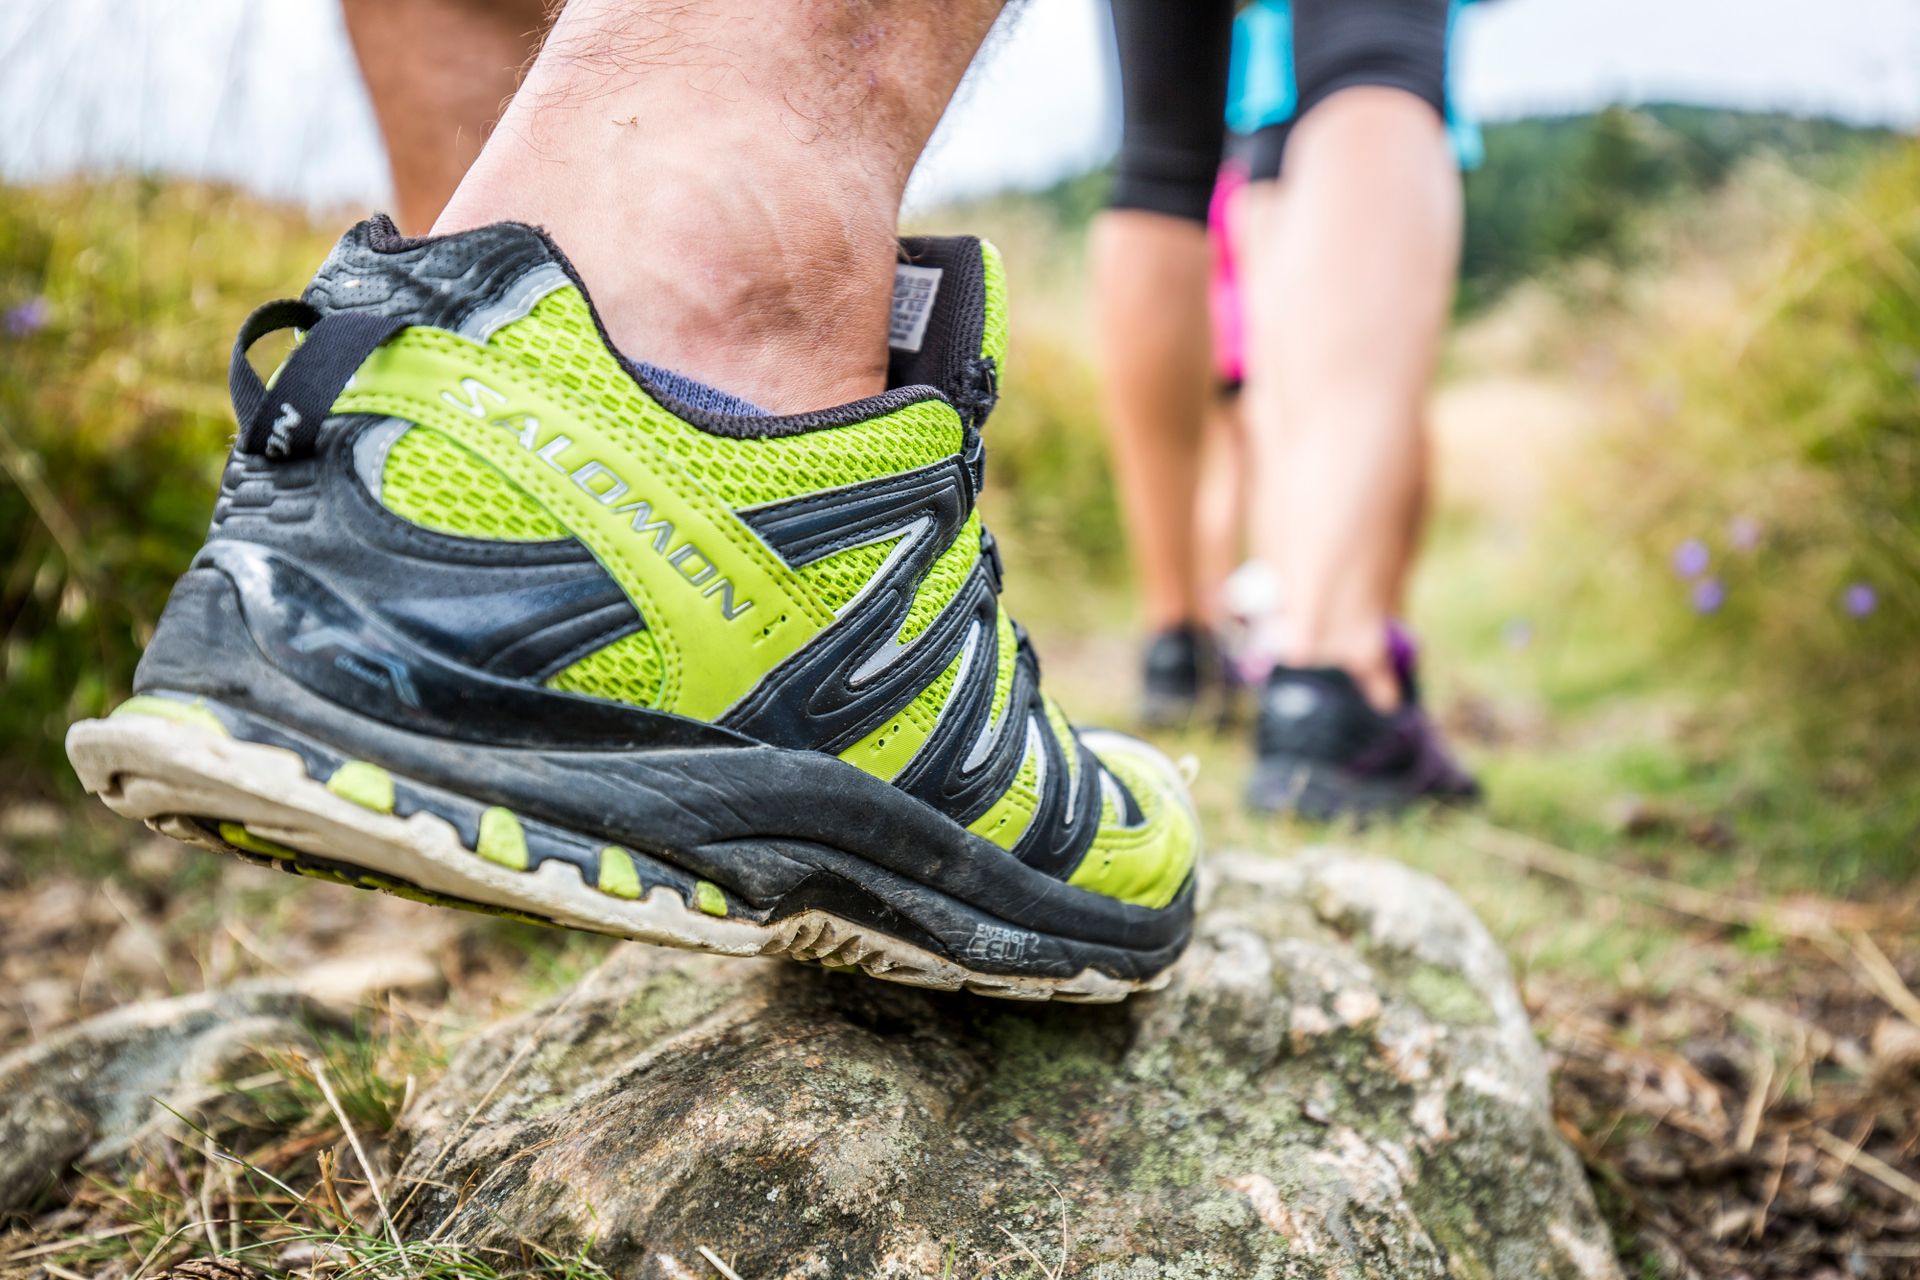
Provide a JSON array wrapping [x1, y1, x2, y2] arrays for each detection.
[[1060, 720, 1082, 828], [963, 646, 1016, 773], [928, 620, 984, 737], [846, 516, 952, 681], [1024, 715, 1048, 801], [351, 417, 414, 498], [836, 515, 934, 622], [458, 263, 571, 342]]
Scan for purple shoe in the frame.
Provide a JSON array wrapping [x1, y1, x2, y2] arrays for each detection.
[[1245, 644, 1481, 820], [1387, 624, 1479, 801]]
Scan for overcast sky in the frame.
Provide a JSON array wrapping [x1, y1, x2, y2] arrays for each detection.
[[1, 0, 1915, 213]]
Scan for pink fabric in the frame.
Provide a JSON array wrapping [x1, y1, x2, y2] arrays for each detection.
[[1207, 159, 1250, 386]]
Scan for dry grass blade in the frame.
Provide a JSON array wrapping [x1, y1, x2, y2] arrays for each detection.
[[1, 1225, 145, 1263], [1846, 930, 1920, 1028], [129, 1224, 182, 1280], [317, 1148, 348, 1226], [1753, 1137, 1789, 1239], [398, 962, 607, 1226], [308, 1055, 403, 1253], [1807, 1127, 1920, 1208], [128, 1219, 240, 1280], [696, 1244, 746, 1279], [1734, 1052, 1773, 1154], [195, 1137, 221, 1256], [1454, 816, 1885, 939], [996, 1221, 1068, 1280], [0, 412, 92, 582]]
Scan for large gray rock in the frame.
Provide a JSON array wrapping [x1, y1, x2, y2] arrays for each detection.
[[0, 951, 443, 1214], [0, 986, 325, 1213], [397, 851, 1620, 1279]]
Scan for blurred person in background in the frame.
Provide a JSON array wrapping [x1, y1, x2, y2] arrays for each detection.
[[1093, 0, 1485, 819], [338, 0, 551, 234]]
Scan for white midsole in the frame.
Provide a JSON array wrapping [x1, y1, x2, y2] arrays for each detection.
[[66, 714, 1162, 1004]]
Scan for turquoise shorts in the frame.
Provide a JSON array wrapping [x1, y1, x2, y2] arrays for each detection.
[[1226, 0, 1485, 176]]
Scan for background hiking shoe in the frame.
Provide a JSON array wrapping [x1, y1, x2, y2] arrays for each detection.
[[1138, 624, 1226, 729], [65, 216, 1199, 1002], [1245, 659, 1481, 820]]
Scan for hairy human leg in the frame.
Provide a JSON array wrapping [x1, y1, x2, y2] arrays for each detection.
[[74, 0, 1213, 1001], [432, 0, 1004, 413], [341, 0, 552, 234], [1244, 86, 1460, 710]]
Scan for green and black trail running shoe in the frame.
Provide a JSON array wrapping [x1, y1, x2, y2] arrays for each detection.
[[67, 217, 1199, 1001]]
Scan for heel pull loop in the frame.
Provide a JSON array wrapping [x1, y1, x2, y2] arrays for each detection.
[[230, 300, 409, 458]]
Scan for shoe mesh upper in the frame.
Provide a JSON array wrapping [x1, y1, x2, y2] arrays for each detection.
[[798, 539, 899, 615], [490, 291, 959, 511], [383, 426, 568, 541], [548, 628, 664, 703]]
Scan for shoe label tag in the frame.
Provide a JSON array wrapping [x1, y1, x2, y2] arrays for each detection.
[[889, 263, 942, 353]]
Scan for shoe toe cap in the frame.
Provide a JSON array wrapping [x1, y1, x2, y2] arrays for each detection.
[[1065, 729, 1201, 911]]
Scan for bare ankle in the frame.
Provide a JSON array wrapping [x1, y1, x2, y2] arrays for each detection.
[[426, 0, 1006, 413], [1280, 624, 1401, 712], [1341, 655, 1401, 713], [438, 163, 897, 412]]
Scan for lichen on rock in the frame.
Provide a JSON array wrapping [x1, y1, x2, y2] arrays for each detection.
[[394, 850, 1621, 1279]]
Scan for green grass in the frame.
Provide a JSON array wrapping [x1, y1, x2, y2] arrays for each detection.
[[0, 179, 335, 779]]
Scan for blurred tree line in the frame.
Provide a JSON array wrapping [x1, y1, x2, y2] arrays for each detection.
[[1025, 104, 1898, 311], [1457, 104, 1896, 308]]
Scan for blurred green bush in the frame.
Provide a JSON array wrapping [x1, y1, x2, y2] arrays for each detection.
[[1458, 105, 1895, 309], [1584, 143, 1920, 783], [0, 181, 332, 777]]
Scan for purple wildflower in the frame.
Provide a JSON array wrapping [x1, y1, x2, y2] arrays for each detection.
[[1691, 577, 1726, 615], [3, 297, 48, 338], [1503, 618, 1534, 651], [1727, 514, 1762, 553], [1672, 538, 1710, 579], [1843, 582, 1878, 618]]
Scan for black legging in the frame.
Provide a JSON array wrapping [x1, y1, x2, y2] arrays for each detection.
[[1106, 0, 1235, 225], [1107, 0, 1454, 224]]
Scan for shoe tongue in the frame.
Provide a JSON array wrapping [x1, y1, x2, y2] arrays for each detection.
[[889, 235, 1007, 419]]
